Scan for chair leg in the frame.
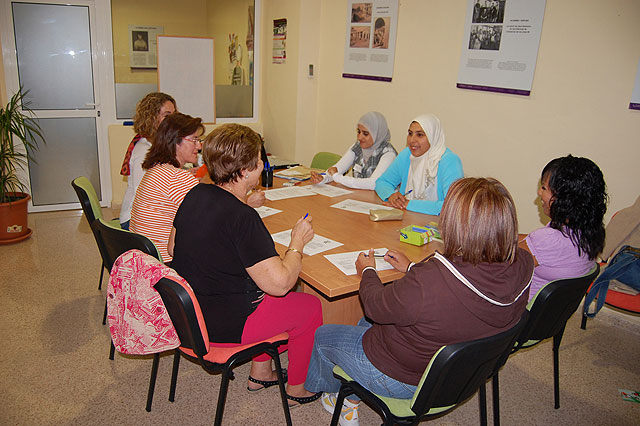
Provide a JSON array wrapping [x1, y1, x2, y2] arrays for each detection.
[[492, 373, 500, 426], [269, 348, 292, 426], [102, 297, 108, 325], [580, 312, 588, 330], [552, 327, 566, 409], [98, 262, 105, 290], [479, 383, 488, 426], [146, 353, 160, 412], [331, 386, 349, 426], [214, 369, 233, 426], [169, 350, 180, 402], [109, 340, 115, 360]]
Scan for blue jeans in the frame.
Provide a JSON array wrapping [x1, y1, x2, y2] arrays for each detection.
[[120, 220, 130, 230], [305, 318, 417, 400], [584, 245, 640, 317]]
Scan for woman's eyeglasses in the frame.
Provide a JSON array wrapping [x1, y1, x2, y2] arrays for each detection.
[[182, 136, 203, 144]]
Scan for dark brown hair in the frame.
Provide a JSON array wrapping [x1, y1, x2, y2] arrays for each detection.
[[439, 177, 518, 265], [142, 112, 204, 169], [133, 92, 176, 138], [202, 124, 262, 184]]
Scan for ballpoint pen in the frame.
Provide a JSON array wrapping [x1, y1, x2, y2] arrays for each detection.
[[403, 189, 413, 197]]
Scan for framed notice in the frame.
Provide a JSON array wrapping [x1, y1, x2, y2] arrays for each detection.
[[157, 36, 216, 123], [129, 25, 162, 69], [342, 0, 399, 82], [457, 0, 546, 96]]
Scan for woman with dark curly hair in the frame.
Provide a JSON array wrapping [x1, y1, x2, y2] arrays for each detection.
[[119, 92, 176, 229], [520, 155, 607, 301]]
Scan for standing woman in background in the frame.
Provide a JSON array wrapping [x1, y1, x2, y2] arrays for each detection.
[[520, 155, 607, 301], [130, 113, 202, 263], [119, 92, 176, 230], [310, 111, 397, 190], [375, 114, 463, 215]]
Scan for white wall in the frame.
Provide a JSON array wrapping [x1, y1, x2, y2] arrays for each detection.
[[260, 0, 640, 232]]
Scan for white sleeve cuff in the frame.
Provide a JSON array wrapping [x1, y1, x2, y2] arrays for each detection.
[[362, 266, 377, 274]]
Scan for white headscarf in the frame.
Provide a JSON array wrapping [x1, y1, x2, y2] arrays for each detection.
[[405, 114, 447, 201], [356, 111, 391, 161]]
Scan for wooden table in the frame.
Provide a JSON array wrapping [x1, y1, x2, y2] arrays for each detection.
[[261, 179, 440, 325]]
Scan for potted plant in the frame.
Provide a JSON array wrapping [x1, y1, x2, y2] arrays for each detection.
[[0, 89, 45, 244]]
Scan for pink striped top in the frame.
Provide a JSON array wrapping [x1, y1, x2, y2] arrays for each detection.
[[130, 163, 198, 262]]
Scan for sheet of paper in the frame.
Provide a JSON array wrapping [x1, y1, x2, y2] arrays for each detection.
[[308, 184, 353, 197], [330, 199, 393, 214], [264, 186, 316, 201], [324, 248, 394, 276], [254, 206, 282, 219], [271, 230, 344, 256]]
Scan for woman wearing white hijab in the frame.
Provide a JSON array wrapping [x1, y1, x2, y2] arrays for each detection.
[[375, 114, 463, 215], [310, 111, 397, 190]]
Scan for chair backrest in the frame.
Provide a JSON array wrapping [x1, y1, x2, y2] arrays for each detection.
[[310, 152, 341, 170], [411, 311, 529, 415], [517, 263, 600, 346], [71, 176, 103, 224], [154, 276, 211, 361], [108, 250, 180, 355], [92, 218, 162, 271]]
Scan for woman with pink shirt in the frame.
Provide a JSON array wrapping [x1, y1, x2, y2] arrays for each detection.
[[520, 155, 607, 301]]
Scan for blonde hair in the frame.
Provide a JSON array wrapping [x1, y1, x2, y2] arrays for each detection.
[[202, 124, 262, 184], [439, 177, 518, 265], [133, 92, 176, 139]]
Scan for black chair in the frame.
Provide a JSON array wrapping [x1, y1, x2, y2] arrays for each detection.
[[91, 219, 163, 412], [329, 312, 529, 426], [154, 276, 292, 426], [71, 176, 121, 291], [491, 264, 600, 425]]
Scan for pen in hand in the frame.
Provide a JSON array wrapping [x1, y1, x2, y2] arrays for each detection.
[[403, 189, 413, 197]]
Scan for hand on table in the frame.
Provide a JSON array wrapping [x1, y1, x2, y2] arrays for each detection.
[[384, 249, 411, 273], [356, 248, 376, 276], [310, 171, 325, 184], [326, 166, 338, 176], [383, 191, 409, 210], [290, 214, 314, 249], [247, 189, 266, 208]]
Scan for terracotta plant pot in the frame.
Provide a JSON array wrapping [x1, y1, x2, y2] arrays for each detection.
[[0, 192, 32, 244]]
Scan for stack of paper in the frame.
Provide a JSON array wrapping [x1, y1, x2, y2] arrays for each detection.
[[274, 166, 323, 181]]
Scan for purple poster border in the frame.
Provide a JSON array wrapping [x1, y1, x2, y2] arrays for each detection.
[[629, 103, 640, 111], [343, 73, 392, 82], [457, 83, 530, 96]]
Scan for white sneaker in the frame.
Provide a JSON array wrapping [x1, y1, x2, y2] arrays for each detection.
[[321, 392, 360, 426]]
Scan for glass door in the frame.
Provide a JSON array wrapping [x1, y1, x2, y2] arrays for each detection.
[[2, 0, 112, 211]]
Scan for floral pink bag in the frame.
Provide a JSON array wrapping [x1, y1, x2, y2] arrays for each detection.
[[107, 249, 181, 355]]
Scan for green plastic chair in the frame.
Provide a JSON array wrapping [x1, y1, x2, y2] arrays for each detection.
[[71, 176, 121, 290], [310, 152, 341, 170], [330, 312, 528, 426]]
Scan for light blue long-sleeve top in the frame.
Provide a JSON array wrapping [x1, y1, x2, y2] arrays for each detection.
[[375, 147, 463, 215]]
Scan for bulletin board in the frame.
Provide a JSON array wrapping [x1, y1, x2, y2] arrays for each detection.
[[157, 36, 216, 123]]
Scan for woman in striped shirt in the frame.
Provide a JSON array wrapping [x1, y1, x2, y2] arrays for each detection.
[[130, 112, 203, 263]]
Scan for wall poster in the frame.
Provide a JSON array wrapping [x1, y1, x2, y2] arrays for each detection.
[[457, 0, 546, 96], [342, 0, 399, 82], [273, 19, 287, 64], [129, 25, 163, 69]]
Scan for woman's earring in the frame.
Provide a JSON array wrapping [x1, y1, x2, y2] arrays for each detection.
[[244, 174, 249, 180]]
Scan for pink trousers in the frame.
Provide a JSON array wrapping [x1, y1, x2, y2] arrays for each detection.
[[241, 292, 323, 385]]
